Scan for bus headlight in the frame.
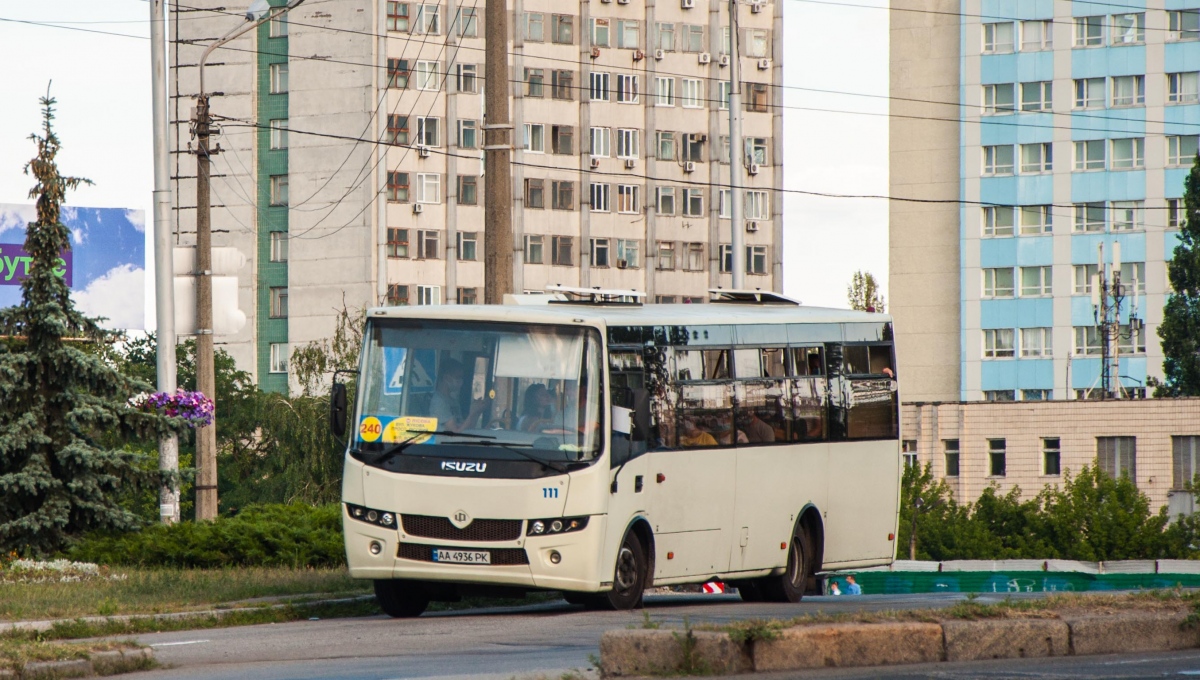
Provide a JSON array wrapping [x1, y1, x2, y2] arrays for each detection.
[[527, 516, 589, 536], [346, 503, 398, 529]]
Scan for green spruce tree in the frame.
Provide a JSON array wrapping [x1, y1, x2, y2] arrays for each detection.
[[0, 93, 181, 555], [1158, 151, 1200, 395]]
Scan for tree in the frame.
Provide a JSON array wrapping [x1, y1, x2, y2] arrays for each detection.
[[847, 270, 886, 312], [0, 93, 181, 555], [1158, 152, 1200, 396]]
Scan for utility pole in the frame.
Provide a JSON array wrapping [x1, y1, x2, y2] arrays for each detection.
[[728, 0, 745, 289], [483, 0, 514, 304], [150, 0, 180, 524], [1091, 242, 1142, 400], [193, 0, 305, 520]]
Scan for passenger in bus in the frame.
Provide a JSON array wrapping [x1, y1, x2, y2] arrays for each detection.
[[430, 359, 489, 431], [678, 416, 718, 447], [738, 410, 776, 443], [517, 383, 557, 432]]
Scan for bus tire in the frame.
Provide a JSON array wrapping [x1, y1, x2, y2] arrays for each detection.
[[597, 531, 648, 610], [757, 527, 810, 603], [731, 580, 764, 602], [374, 579, 431, 618]]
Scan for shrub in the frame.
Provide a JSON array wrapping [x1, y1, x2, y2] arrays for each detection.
[[67, 504, 345, 568]]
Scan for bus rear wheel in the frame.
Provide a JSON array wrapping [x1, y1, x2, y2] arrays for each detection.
[[374, 579, 431, 618], [757, 528, 810, 603]]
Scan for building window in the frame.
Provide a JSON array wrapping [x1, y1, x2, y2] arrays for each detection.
[[269, 119, 288, 150], [902, 440, 918, 468], [590, 183, 610, 212], [982, 21, 1014, 53], [982, 267, 1015, 298], [270, 62, 288, 93], [458, 120, 478, 149], [269, 343, 289, 374], [683, 134, 704, 162], [1110, 137, 1144, 169], [1074, 140, 1105, 171], [552, 180, 574, 210], [719, 244, 733, 273], [657, 241, 676, 271], [387, 1, 410, 31], [681, 24, 704, 52], [590, 17, 610, 47], [656, 132, 676, 161], [744, 137, 769, 166], [590, 71, 610, 101], [617, 19, 641, 49], [269, 232, 288, 262], [616, 74, 640, 104], [457, 7, 477, 36], [1073, 202, 1105, 232], [657, 21, 675, 51], [1019, 205, 1052, 234], [747, 246, 768, 275], [1172, 436, 1200, 490], [983, 83, 1015, 115], [616, 129, 640, 159], [456, 231, 477, 260], [982, 206, 1014, 237], [1111, 75, 1145, 106], [591, 237, 610, 267], [1020, 142, 1052, 173], [416, 230, 439, 259], [551, 236, 573, 266], [719, 189, 731, 219], [525, 12, 544, 41], [745, 28, 770, 57], [552, 14, 574, 44], [1171, 71, 1200, 104], [413, 4, 440, 34], [1023, 389, 1051, 401], [456, 64, 478, 93], [1170, 198, 1183, 228], [551, 125, 574, 155], [1110, 201, 1144, 231], [683, 188, 704, 218], [524, 123, 545, 153], [416, 173, 440, 203], [656, 187, 676, 216], [1097, 436, 1136, 482], [415, 117, 440, 146], [1111, 12, 1144, 44], [1074, 77, 1104, 108], [269, 287, 288, 318], [1169, 10, 1200, 41], [525, 178, 545, 208], [988, 438, 1007, 476], [416, 285, 441, 305], [1074, 16, 1103, 47], [1020, 327, 1052, 357], [552, 70, 574, 100], [616, 239, 640, 268], [1042, 437, 1061, 475], [525, 234, 544, 264], [1073, 325, 1103, 355], [387, 58, 410, 88], [984, 390, 1015, 402], [1169, 135, 1199, 167], [387, 171, 409, 202], [655, 76, 676, 106], [1019, 266, 1052, 297], [656, 295, 677, 304], [684, 242, 704, 271], [1073, 265, 1099, 295], [386, 115, 409, 145], [270, 175, 288, 206], [458, 287, 478, 304], [983, 145, 1014, 175], [591, 127, 611, 157], [617, 184, 639, 213], [1021, 20, 1052, 51], [1118, 262, 1147, 293], [983, 328, 1015, 358], [1019, 81, 1051, 112], [526, 68, 545, 97], [386, 228, 409, 258], [386, 284, 409, 306], [1118, 323, 1147, 354], [744, 82, 769, 113], [944, 439, 960, 477], [745, 191, 770, 220], [415, 60, 440, 90]]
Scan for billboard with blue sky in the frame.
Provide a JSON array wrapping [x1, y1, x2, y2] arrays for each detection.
[[0, 203, 145, 330]]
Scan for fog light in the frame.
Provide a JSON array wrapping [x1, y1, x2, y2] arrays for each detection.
[[369, 541, 383, 555], [366, 510, 378, 522], [532, 520, 545, 534], [549, 550, 562, 564], [550, 520, 563, 533], [352, 507, 365, 518]]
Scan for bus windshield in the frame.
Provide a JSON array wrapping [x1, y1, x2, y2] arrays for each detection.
[[353, 318, 604, 471]]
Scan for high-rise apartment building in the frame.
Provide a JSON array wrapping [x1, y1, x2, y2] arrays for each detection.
[[169, 0, 783, 390], [891, 0, 1191, 403]]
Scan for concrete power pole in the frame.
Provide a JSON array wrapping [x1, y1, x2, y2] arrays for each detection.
[[150, 0, 180, 524], [728, 0, 745, 289], [483, 0, 514, 303], [192, 93, 219, 521]]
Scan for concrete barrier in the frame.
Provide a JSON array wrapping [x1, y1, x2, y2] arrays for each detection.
[[942, 618, 1069, 661], [752, 622, 943, 671], [1067, 611, 1198, 656], [599, 629, 751, 677]]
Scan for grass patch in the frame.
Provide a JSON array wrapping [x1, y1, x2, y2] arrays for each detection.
[[0, 567, 370, 622], [0, 638, 148, 673]]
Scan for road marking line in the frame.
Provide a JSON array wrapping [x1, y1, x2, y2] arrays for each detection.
[[149, 640, 210, 647]]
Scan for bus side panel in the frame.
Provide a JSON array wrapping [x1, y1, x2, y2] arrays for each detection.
[[648, 447, 737, 579], [730, 443, 829, 573], [822, 440, 901, 564], [601, 452, 652, 587]]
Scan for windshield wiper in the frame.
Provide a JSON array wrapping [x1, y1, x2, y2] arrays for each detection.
[[359, 429, 487, 466], [449, 434, 568, 473]]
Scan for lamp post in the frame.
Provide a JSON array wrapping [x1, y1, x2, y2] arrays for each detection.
[[192, 0, 305, 520]]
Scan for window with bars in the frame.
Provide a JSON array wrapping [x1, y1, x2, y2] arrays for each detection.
[[387, 59, 410, 88], [1097, 436, 1136, 483], [386, 1, 410, 31], [386, 115, 409, 145]]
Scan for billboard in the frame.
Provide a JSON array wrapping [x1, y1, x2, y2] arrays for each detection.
[[0, 204, 146, 330]]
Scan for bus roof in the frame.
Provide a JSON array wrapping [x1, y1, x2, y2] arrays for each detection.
[[365, 302, 892, 328]]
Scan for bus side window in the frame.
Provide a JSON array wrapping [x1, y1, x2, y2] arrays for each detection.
[[703, 349, 730, 380], [677, 383, 734, 448], [609, 350, 647, 464], [733, 349, 764, 379], [842, 345, 870, 376], [843, 343, 899, 440], [787, 376, 827, 442], [762, 348, 787, 378], [868, 345, 895, 377], [790, 346, 823, 377], [672, 349, 703, 381], [644, 346, 676, 450]]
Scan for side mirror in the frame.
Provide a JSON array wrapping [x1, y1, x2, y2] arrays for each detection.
[[630, 388, 651, 442], [330, 382, 348, 438]]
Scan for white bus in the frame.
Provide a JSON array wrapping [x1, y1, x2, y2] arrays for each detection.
[[333, 289, 901, 616]]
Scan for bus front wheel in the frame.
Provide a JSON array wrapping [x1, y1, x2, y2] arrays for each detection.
[[591, 532, 648, 610], [757, 528, 811, 603], [374, 579, 431, 618]]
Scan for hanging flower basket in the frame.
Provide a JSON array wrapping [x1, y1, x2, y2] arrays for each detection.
[[130, 390, 215, 428]]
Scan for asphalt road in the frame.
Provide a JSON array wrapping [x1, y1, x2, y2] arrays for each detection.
[[116, 592, 1200, 680]]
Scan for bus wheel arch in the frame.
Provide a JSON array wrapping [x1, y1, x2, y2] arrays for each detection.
[[586, 517, 652, 611], [757, 506, 822, 603], [627, 517, 656, 587], [797, 504, 825, 589]]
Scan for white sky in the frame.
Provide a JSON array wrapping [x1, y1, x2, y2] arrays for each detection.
[[0, 0, 888, 314]]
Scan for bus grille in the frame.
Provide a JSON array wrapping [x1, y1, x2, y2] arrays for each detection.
[[397, 543, 530, 566], [401, 515, 523, 542]]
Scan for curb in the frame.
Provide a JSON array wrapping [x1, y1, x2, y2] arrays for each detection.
[[0, 647, 154, 679], [599, 610, 1200, 676]]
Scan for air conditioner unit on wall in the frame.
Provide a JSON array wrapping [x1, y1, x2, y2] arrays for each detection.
[[688, 133, 707, 144], [681, 0, 695, 8], [719, 54, 730, 67], [748, 162, 760, 175], [624, 158, 637, 169], [413, 203, 424, 214], [590, 156, 601, 169], [698, 52, 711, 64], [757, 58, 771, 70], [750, 1, 764, 12], [418, 145, 431, 158], [654, 48, 665, 60], [683, 160, 696, 173], [745, 221, 759, 233], [633, 50, 645, 61], [591, 46, 601, 59]]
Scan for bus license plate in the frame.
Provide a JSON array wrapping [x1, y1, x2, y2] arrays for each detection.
[[432, 549, 491, 564]]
